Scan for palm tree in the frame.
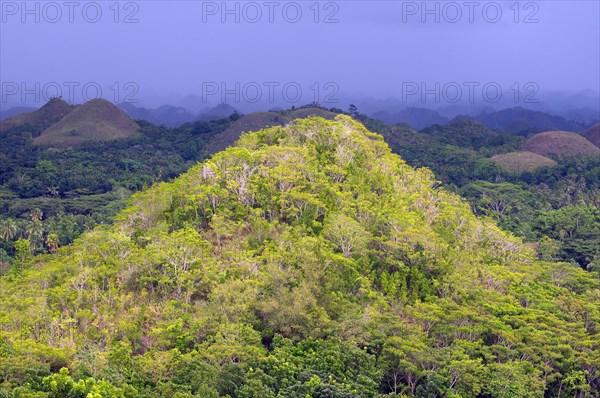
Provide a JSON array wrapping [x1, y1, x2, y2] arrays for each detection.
[[25, 221, 44, 250], [45, 233, 59, 253], [0, 219, 18, 241], [30, 208, 43, 222], [46, 186, 60, 197]]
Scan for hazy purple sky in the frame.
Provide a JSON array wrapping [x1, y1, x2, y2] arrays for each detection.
[[1, 0, 599, 109]]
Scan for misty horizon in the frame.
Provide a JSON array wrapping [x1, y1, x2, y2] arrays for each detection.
[[1, 1, 599, 115]]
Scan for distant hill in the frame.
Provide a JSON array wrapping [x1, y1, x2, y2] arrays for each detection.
[[0, 98, 73, 132], [206, 107, 337, 153], [491, 151, 558, 174], [117, 102, 155, 123], [286, 107, 338, 120], [0, 106, 37, 121], [206, 112, 283, 152], [476, 107, 585, 135], [372, 107, 449, 129], [152, 105, 196, 127], [118, 103, 196, 127], [373, 123, 430, 156], [196, 103, 238, 122], [118, 103, 339, 128], [523, 131, 600, 158], [583, 123, 600, 147], [33, 98, 140, 146], [372, 106, 584, 135], [561, 107, 600, 126], [422, 119, 524, 150]]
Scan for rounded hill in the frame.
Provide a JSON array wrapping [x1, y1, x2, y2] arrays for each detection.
[[523, 130, 599, 158], [0, 98, 73, 132], [33, 98, 140, 146], [491, 151, 558, 173]]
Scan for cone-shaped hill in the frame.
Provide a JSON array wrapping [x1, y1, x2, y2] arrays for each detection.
[[523, 130, 599, 158], [491, 151, 558, 174], [0, 116, 598, 396], [0, 98, 73, 132], [33, 98, 140, 146]]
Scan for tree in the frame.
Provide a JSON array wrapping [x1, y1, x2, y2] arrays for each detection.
[[536, 235, 561, 262], [380, 335, 429, 395], [13, 238, 31, 270], [46, 186, 60, 197], [155, 227, 210, 300], [0, 115, 598, 397], [348, 104, 358, 117], [533, 205, 600, 268], [0, 219, 18, 241], [461, 181, 535, 220], [45, 233, 60, 253], [29, 208, 43, 222], [323, 213, 369, 258], [210, 213, 235, 249], [483, 361, 544, 398], [41, 367, 131, 398], [25, 221, 44, 251]]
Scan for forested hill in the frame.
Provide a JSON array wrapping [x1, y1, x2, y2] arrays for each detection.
[[1, 116, 598, 397]]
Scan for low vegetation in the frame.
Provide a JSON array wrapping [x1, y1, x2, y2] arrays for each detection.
[[491, 151, 557, 174]]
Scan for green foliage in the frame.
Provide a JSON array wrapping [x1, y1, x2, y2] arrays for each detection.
[[359, 112, 600, 270], [3, 107, 598, 273], [532, 205, 600, 269], [323, 213, 369, 258], [0, 117, 234, 258], [12, 239, 31, 271], [0, 116, 598, 397], [483, 362, 544, 398]]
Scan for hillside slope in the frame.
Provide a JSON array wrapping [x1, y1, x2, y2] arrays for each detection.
[[0, 98, 73, 132], [491, 151, 558, 173], [476, 107, 585, 135], [373, 107, 449, 129], [584, 123, 600, 147], [523, 131, 600, 158], [33, 98, 140, 146], [206, 107, 337, 153], [422, 119, 524, 151], [0, 116, 598, 397], [0, 106, 37, 121]]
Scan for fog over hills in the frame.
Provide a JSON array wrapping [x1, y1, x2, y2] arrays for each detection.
[[4, 96, 598, 132], [118, 103, 196, 128]]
